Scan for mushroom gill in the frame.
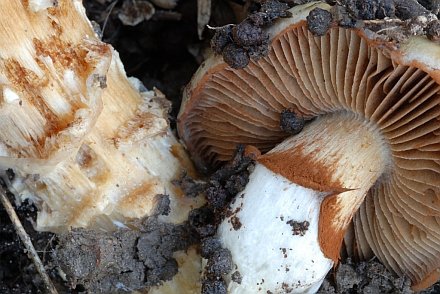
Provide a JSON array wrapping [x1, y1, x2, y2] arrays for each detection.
[[178, 3, 440, 290]]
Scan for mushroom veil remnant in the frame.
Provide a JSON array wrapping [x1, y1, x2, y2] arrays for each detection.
[[0, 0, 202, 292], [178, 2, 440, 293]]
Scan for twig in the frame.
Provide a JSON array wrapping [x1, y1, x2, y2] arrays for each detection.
[[102, 0, 118, 37], [0, 186, 58, 294]]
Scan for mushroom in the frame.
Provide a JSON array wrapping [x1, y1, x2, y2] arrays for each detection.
[[0, 0, 202, 292], [178, 2, 440, 292]]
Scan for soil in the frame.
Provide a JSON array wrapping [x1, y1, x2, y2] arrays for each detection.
[[286, 220, 310, 236], [319, 258, 440, 294], [279, 109, 305, 135], [53, 195, 198, 293], [2, 0, 440, 293]]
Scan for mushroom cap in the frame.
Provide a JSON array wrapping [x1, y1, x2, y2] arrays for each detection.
[[178, 2, 440, 289]]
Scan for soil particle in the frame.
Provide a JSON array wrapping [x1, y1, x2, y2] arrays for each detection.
[[231, 270, 243, 284], [230, 215, 242, 230], [224, 173, 250, 196], [259, 0, 292, 21], [341, 0, 396, 20], [394, 0, 432, 19], [307, 7, 333, 36], [222, 43, 250, 69], [211, 25, 234, 54], [188, 206, 218, 238], [317, 0, 439, 44], [282, 282, 294, 293], [318, 258, 416, 294], [151, 194, 171, 216], [206, 248, 233, 276], [211, 0, 292, 69], [172, 172, 207, 198], [210, 145, 254, 184], [232, 20, 268, 47], [204, 145, 254, 216], [206, 184, 230, 210], [53, 196, 198, 293], [279, 109, 305, 135], [426, 19, 440, 41], [190, 146, 254, 293], [286, 220, 310, 236], [201, 278, 227, 294], [5, 169, 14, 181], [280, 247, 288, 258], [201, 236, 222, 258]]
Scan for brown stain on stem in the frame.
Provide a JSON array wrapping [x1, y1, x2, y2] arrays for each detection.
[[257, 145, 344, 193], [257, 145, 348, 262], [318, 194, 345, 263]]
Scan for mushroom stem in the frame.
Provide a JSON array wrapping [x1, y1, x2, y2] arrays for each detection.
[[217, 111, 390, 293]]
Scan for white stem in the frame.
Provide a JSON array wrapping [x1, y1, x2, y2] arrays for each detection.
[[218, 164, 332, 293], [217, 112, 390, 293]]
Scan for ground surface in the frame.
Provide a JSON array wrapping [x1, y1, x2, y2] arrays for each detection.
[[1, 0, 440, 293]]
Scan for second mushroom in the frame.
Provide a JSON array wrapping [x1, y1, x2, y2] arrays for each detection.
[[178, 2, 440, 293]]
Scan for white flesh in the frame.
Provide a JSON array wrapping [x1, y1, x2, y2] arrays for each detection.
[[218, 163, 333, 293]]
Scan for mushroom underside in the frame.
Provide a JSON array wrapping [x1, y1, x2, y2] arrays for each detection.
[[178, 23, 440, 287]]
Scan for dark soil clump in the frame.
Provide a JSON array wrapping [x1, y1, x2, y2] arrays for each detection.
[[286, 220, 310, 236], [53, 195, 198, 293], [172, 172, 207, 198], [184, 146, 255, 292], [319, 258, 412, 293], [307, 7, 333, 36], [279, 109, 306, 135], [231, 270, 243, 284], [201, 278, 227, 294], [310, 0, 440, 45], [211, 0, 291, 69]]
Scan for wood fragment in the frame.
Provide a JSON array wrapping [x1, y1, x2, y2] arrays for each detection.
[[0, 186, 58, 294]]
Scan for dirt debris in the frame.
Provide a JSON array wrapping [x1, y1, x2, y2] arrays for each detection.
[[230, 215, 243, 230], [231, 270, 243, 284], [201, 278, 227, 294], [307, 7, 333, 36], [318, 258, 415, 293], [200, 236, 222, 258], [184, 146, 255, 293], [286, 220, 310, 236], [189, 206, 218, 238], [172, 172, 207, 198], [211, 0, 291, 69], [53, 195, 198, 293], [279, 109, 306, 135], [308, 0, 440, 45], [205, 248, 233, 276]]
